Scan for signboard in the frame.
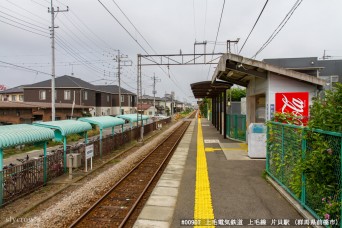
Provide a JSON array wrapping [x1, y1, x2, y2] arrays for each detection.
[[85, 144, 94, 159], [85, 144, 94, 172], [275, 92, 309, 125]]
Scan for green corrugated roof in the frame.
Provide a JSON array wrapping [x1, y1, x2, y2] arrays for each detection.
[[33, 120, 92, 141], [0, 124, 54, 148], [117, 114, 149, 122], [78, 116, 125, 129]]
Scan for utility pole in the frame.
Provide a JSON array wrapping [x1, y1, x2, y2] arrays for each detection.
[[152, 73, 161, 115], [115, 50, 132, 115], [49, 0, 68, 121]]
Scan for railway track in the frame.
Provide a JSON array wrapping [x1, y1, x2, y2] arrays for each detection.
[[70, 120, 191, 228]]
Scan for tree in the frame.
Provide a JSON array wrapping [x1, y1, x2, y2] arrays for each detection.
[[226, 87, 246, 101], [309, 83, 342, 132], [199, 98, 209, 118]]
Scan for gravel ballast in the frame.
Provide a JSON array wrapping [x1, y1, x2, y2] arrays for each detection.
[[23, 121, 184, 228]]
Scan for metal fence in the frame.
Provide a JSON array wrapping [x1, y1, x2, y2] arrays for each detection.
[[267, 121, 342, 227], [226, 114, 246, 141], [1, 117, 171, 206]]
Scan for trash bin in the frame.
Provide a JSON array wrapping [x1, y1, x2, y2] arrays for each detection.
[[247, 123, 266, 158]]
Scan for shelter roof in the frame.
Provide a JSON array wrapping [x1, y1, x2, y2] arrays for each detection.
[[78, 116, 125, 129], [33, 120, 92, 141], [190, 81, 232, 99], [0, 124, 54, 148], [117, 114, 149, 122], [212, 53, 326, 87]]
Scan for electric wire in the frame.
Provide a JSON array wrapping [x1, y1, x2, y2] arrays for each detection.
[[0, 60, 51, 75], [5, 0, 50, 24], [0, 10, 48, 30], [239, 0, 269, 54], [252, 0, 303, 58], [99, 0, 190, 100], [0, 15, 48, 34], [206, 0, 226, 80], [193, 0, 197, 41], [111, 0, 158, 55], [0, 19, 49, 38]]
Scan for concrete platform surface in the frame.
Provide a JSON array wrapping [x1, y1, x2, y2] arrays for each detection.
[[134, 118, 305, 228]]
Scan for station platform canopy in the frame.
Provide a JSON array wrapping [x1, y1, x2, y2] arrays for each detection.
[[190, 81, 232, 99], [211, 53, 326, 87], [0, 124, 54, 149], [78, 116, 125, 130], [33, 120, 92, 141]]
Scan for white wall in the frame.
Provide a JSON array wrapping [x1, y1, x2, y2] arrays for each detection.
[[266, 73, 318, 120]]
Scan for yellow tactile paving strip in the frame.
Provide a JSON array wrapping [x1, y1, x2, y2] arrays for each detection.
[[194, 118, 215, 227]]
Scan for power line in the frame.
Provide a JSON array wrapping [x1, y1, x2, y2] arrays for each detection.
[[0, 4, 50, 27], [0, 60, 51, 75], [5, 0, 50, 24], [212, 0, 226, 55], [192, 0, 197, 40], [98, 0, 150, 55], [0, 10, 47, 30], [252, 0, 303, 58], [111, 0, 158, 55], [0, 18, 49, 38], [100, 0, 187, 100], [239, 0, 269, 54], [0, 15, 48, 34], [206, 0, 226, 80]]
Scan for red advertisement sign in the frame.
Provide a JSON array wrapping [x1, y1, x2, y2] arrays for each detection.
[[275, 92, 309, 125]]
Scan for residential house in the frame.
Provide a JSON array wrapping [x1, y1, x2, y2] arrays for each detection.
[[0, 85, 25, 102], [140, 94, 164, 114], [0, 101, 89, 124], [263, 57, 342, 90], [95, 85, 136, 115], [23, 75, 137, 117], [137, 104, 157, 116]]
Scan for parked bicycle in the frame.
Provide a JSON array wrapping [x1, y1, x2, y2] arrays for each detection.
[[3, 163, 18, 199], [16, 156, 39, 189]]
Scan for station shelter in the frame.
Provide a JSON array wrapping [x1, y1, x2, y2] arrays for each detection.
[[33, 120, 92, 171], [78, 116, 125, 157], [191, 54, 326, 155]]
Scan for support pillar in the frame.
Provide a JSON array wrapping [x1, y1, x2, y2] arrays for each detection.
[[224, 89, 227, 139], [218, 94, 221, 132]]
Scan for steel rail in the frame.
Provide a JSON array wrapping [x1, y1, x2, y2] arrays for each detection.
[[70, 121, 190, 227]]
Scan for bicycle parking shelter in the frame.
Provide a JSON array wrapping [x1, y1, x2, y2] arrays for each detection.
[[33, 120, 92, 172], [117, 114, 149, 129], [0, 124, 55, 205], [78, 116, 125, 157]]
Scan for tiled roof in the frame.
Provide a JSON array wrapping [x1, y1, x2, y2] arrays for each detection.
[[94, 85, 135, 95], [24, 75, 97, 90], [0, 85, 25, 94]]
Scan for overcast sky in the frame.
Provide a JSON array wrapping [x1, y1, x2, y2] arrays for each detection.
[[1, 0, 341, 104]]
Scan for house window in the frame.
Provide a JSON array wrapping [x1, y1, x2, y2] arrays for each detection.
[[84, 91, 88, 100], [107, 95, 110, 102], [64, 90, 71, 100], [39, 90, 46, 100], [121, 95, 124, 103], [11, 95, 16, 101], [19, 95, 24, 101]]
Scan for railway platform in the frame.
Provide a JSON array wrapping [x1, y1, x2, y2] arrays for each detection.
[[134, 117, 304, 228]]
